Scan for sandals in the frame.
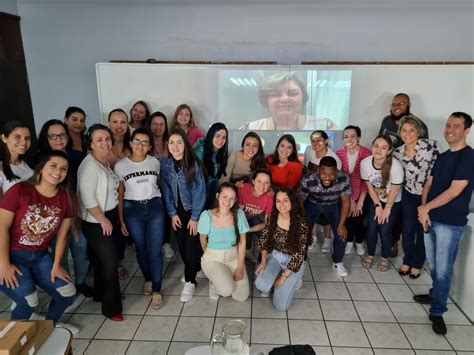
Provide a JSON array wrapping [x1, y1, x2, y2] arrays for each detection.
[[377, 258, 390, 272], [361, 256, 374, 269], [118, 263, 129, 280], [398, 264, 411, 276], [409, 268, 421, 279]]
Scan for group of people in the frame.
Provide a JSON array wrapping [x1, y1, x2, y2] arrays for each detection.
[[0, 91, 472, 337]]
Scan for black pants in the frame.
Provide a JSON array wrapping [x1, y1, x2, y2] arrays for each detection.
[[175, 208, 202, 284], [82, 209, 122, 318], [346, 213, 365, 243]]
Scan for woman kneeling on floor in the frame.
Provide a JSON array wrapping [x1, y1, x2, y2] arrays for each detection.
[[254, 186, 309, 311], [198, 182, 249, 301]]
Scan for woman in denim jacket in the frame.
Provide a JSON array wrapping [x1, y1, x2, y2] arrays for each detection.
[[161, 128, 206, 303]]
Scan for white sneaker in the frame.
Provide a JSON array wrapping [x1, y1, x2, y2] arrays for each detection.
[[321, 238, 331, 253], [260, 290, 271, 297], [143, 281, 152, 296], [308, 236, 317, 250], [209, 282, 219, 300], [162, 243, 174, 258], [356, 243, 366, 256], [56, 322, 80, 335], [180, 282, 195, 302], [333, 262, 348, 277], [295, 279, 303, 290], [345, 242, 354, 255]]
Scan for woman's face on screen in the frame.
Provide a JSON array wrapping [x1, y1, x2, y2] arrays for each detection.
[[267, 80, 303, 119]]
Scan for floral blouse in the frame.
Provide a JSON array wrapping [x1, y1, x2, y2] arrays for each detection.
[[393, 138, 442, 195], [257, 216, 309, 272]]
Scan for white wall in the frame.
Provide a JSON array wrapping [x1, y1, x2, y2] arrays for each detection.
[[0, 0, 18, 15], [16, 0, 474, 130]]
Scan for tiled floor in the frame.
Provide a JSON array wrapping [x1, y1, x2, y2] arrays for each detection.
[[1, 241, 473, 355]]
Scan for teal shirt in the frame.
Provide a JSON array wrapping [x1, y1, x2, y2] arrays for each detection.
[[197, 208, 250, 250]]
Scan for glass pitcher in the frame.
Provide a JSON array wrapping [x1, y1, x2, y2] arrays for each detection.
[[210, 319, 249, 355]]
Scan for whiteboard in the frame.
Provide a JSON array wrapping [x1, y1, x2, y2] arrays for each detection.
[[96, 63, 474, 151]]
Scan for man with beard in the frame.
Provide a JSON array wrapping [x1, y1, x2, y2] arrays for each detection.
[[379, 93, 429, 148], [415, 112, 473, 335], [379, 93, 429, 257]]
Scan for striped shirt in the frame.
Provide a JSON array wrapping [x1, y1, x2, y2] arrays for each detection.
[[300, 171, 351, 206], [336, 145, 372, 202]]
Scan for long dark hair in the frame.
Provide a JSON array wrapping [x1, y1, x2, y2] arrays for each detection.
[[241, 131, 266, 171], [269, 134, 299, 165], [266, 186, 306, 254], [108, 108, 131, 155], [168, 128, 201, 184], [213, 182, 240, 245], [0, 121, 33, 181], [372, 134, 393, 189], [203, 122, 228, 178], [37, 119, 70, 156], [64, 106, 87, 151]]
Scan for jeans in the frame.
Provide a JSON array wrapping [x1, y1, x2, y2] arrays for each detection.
[[366, 200, 402, 258], [124, 197, 165, 292], [304, 201, 346, 263], [50, 229, 89, 285], [401, 190, 425, 269], [424, 221, 466, 316], [255, 251, 305, 311], [81, 208, 122, 318], [0, 249, 75, 323]]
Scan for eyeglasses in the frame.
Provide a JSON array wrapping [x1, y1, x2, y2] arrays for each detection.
[[390, 102, 408, 108], [131, 138, 151, 147], [47, 133, 68, 141]]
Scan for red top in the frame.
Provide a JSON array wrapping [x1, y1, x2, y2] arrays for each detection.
[[266, 156, 303, 191], [238, 183, 273, 226], [0, 183, 72, 251], [187, 127, 205, 146], [335, 145, 372, 202]]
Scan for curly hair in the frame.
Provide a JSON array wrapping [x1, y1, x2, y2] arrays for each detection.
[[266, 186, 306, 255]]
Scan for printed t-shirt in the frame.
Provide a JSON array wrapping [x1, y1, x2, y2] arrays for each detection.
[[237, 183, 273, 226], [0, 183, 72, 251]]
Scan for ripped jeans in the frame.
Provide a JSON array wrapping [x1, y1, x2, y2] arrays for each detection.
[[0, 249, 76, 323]]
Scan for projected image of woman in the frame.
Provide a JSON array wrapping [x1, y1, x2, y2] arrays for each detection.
[[244, 72, 335, 131]]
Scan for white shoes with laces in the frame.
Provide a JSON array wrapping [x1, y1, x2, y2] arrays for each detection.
[[180, 282, 195, 302]]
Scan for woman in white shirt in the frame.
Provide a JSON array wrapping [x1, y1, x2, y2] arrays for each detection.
[[77, 124, 123, 321], [0, 121, 33, 197], [360, 134, 404, 272], [115, 128, 165, 310]]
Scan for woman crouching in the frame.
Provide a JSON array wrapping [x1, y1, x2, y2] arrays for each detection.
[[255, 187, 309, 311], [198, 182, 249, 301]]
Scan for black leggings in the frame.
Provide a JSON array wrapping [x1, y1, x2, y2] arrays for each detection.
[[81, 209, 122, 318], [175, 207, 203, 284]]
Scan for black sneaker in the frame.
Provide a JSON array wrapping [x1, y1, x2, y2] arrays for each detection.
[[429, 314, 447, 335], [76, 283, 95, 298], [413, 294, 432, 304]]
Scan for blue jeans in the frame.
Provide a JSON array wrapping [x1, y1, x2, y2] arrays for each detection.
[[255, 251, 305, 311], [0, 250, 75, 323], [424, 221, 466, 316], [50, 230, 89, 285], [401, 190, 425, 269], [124, 197, 165, 292], [366, 200, 402, 258], [304, 201, 346, 263]]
